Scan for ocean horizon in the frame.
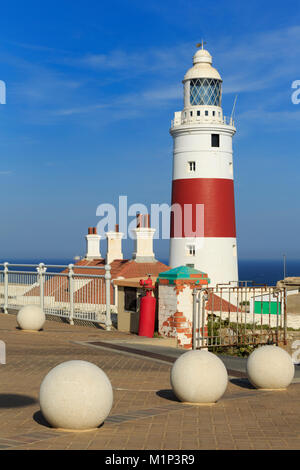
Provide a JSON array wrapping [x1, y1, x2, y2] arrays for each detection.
[[1, 257, 299, 286]]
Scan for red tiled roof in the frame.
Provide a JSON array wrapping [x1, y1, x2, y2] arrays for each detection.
[[26, 258, 170, 305], [111, 259, 169, 279], [205, 292, 240, 313], [66, 258, 169, 280], [70, 259, 170, 305]]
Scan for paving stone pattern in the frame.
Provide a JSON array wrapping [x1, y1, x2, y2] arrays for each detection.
[[0, 314, 299, 450]]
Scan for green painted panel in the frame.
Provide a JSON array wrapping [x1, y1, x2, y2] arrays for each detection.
[[157, 265, 210, 284], [254, 301, 281, 315]]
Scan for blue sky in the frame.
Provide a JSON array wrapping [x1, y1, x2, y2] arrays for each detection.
[[0, 0, 300, 261]]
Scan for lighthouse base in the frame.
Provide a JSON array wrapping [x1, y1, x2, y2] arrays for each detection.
[[169, 237, 238, 287]]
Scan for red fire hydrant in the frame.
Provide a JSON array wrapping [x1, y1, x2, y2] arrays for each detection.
[[138, 275, 156, 338]]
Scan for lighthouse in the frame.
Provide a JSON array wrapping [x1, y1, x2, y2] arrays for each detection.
[[169, 44, 238, 286]]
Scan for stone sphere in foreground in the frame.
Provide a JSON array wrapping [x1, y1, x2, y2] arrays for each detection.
[[17, 304, 46, 331], [246, 345, 294, 389], [170, 350, 228, 404], [39, 360, 113, 430]]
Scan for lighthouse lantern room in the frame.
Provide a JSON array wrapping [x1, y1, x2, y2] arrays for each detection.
[[169, 44, 238, 286]]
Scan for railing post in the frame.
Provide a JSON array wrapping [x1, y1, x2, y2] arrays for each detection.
[[201, 290, 208, 349], [68, 264, 74, 325], [192, 288, 197, 350], [114, 284, 118, 310], [3, 262, 9, 314], [283, 287, 287, 345], [105, 264, 112, 331], [37, 263, 46, 312]]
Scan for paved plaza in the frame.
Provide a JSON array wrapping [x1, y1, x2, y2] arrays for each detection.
[[0, 313, 299, 450]]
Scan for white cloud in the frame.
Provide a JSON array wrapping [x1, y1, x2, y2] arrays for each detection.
[[217, 25, 300, 94], [54, 103, 108, 116], [5, 24, 300, 129], [60, 43, 192, 77]]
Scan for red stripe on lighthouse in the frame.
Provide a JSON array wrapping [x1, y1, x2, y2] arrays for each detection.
[[171, 178, 236, 238]]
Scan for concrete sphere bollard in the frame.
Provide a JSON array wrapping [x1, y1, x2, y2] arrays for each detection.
[[170, 350, 228, 404], [246, 345, 295, 389], [17, 304, 46, 331], [39, 360, 113, 431]]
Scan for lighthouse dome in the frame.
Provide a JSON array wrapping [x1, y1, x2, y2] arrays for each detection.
[[184, 48, 222, 81], [183, 47, 222, 107]]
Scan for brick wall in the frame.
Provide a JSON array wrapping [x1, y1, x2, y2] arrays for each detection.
[[158, 280, 207, 349]]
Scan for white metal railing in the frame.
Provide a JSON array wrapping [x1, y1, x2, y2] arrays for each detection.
[[192, 285, 287, 350], [0, 262, 114, 330], [171, 114, 234, 128]]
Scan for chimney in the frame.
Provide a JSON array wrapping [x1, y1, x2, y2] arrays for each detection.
[[106, 224, 124, 265], [131, 214, 156, 263], [85, 227, 101, 260]]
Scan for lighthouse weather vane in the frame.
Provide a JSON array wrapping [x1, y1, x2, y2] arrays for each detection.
[[196, 40, 207, 49]]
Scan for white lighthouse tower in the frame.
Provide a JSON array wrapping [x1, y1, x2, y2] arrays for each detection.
[[169, 43, 238, 286]]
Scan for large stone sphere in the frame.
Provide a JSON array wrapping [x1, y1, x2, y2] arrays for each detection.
[[39, 360, 113, 430], [246, 345, 295, 389], [17, 304, 46, 331], [170, 350, 228, 404]]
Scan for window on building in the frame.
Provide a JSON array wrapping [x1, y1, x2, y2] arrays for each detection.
[[212, 111, 215, 116], [124, 287, 137, 312], [205, 110, 208, 116], [188, 161, 196, 172], [190, 111, 193, 117], [211, 134, 220, 147], [197, 110, 200, 116], [187, 245, 196, 256], [186, 263, 195, 268]]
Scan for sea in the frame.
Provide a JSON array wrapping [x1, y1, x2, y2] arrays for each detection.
[[2, 258, 300, 286]]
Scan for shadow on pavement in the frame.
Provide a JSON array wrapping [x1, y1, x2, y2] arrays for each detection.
[[156, 389, 180, 402], [230, 378, 256, 389], [33, 410, 52, 428], [0, 393, 37, 408], [33, 410, 105, 430]]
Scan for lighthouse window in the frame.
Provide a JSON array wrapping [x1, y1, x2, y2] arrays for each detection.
[[211, 134, 220, 147], [190, 78, 222, 106], [205, 110, 208, 116], [190, 111, 193, 117], [187, 245, 196, 256], [197, 110, 200, 116], [188, 161, 196, 172]]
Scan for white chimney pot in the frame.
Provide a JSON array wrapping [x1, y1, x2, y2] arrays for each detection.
[[85, 228, 101, 259], [106, 231, 124, 264]]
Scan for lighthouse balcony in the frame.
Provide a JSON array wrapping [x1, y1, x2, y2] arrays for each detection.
[[171, 110, 234, 129]]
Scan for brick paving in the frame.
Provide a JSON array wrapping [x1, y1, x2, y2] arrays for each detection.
[[0, 313, 299, 450]]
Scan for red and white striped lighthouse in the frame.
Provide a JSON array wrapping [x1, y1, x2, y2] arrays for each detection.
[[169, 44, 238, 286]]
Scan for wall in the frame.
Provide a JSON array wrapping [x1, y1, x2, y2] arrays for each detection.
[[158, 280, 207, 349]]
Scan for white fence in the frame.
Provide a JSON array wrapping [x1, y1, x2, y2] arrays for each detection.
[[0, 263, 114, 329]]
